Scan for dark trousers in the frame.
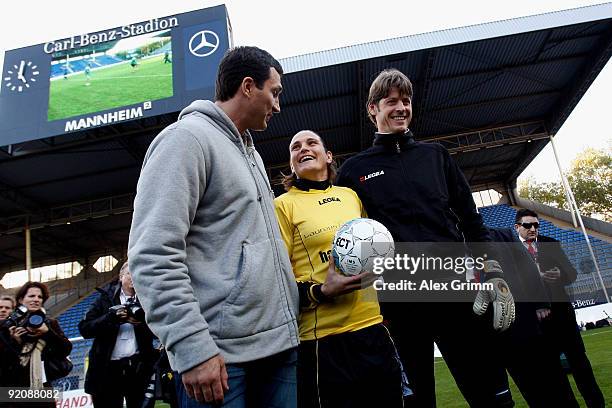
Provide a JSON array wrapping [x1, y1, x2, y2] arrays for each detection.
[[487, 302, 579, 408], [383, 302, 508, 408], [503, 333, 579, 407], [542, 303, 604, 408], [297, 323, 404, 408], [92, 354, 148, 408], [564, 349, 605, 408]]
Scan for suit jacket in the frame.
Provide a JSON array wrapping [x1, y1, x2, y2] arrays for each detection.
[[488, 228, 550, 303], [490, 229, 580, 337], [488, 228, 551, 340], [534, 235, 577, 303]]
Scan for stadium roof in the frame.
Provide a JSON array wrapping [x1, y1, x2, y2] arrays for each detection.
[[1, 3, 612, 275]]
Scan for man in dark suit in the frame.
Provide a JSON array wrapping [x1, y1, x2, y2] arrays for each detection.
[[489, 224, 578, 407], [79, 261, 156, 408], [514, 208, 604, 408]]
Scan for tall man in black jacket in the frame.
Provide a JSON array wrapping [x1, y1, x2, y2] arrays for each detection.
[[336, 69, 515, 407], [79, 261, 155, 408], [513, 209, 604, 407]]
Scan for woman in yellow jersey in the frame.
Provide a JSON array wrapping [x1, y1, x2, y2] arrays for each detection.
[[274, 130, 405, 408]]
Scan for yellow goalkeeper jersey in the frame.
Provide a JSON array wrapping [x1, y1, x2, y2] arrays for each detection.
[[274, 185, 382, 341]]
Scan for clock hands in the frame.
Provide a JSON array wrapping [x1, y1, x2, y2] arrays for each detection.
[[17, 60, 26, 83]]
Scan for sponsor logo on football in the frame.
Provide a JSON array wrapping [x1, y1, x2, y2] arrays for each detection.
[[318, 197, 341, 205], [334, 236, 352, 250], [359, 170, 385, 182]]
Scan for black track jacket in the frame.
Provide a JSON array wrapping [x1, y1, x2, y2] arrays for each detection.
[[336, 131, 491, 244]]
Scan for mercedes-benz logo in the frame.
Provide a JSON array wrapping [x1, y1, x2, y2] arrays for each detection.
[[189, 30, 220, 57]]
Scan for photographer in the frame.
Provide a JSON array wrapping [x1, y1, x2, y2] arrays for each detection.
[[79, 261, 154, 408], [0, 295, 14, 322], [0, 282, 72, 407], [0, 294, 17, 385]]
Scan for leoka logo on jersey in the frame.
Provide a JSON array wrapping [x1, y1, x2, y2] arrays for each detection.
[[359, 170, 385, 182], [318, 197, 341, 205]]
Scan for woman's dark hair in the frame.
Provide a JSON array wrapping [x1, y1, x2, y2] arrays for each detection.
[[282, 131, 337, 191], [215, 46, 283, 102], [15, 281, 50, 305]]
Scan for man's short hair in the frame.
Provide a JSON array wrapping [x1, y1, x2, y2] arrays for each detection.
[[215, 46, 283, 102], [15, 281, 50, 304], [366, 69, 413, 124], [515, 208, 539, 224], [119, 261, 129, 277], [0, 295, 15, 308]]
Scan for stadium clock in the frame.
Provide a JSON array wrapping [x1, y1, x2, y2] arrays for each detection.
[[3, 60, 39, 92]]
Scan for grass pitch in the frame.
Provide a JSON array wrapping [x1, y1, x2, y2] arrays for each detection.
[[154, 326, 611, 407], [48, 54, 173, 121], [435, 326, 612, 407]]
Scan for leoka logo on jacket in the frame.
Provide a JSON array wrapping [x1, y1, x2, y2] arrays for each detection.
[[318, 197, 341, 205], [359, 170, 385, 182]]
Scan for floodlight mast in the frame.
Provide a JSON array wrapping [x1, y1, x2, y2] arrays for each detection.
[[550, 135, 610, 304]]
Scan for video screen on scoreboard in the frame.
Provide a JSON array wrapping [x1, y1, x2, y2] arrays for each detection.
[[47, 29, 174, 121]]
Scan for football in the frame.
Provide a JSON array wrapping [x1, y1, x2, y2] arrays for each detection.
[[332, 218, 395, 276]]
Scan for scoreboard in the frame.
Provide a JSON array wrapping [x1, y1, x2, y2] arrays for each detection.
[[0, 5, 232, 146]]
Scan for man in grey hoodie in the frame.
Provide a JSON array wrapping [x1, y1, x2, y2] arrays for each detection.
[[128, 46, 299, 408]]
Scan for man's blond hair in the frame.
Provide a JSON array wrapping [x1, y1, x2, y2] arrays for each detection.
[[119, 261, 130, 277], [0, 295, 15, 308]]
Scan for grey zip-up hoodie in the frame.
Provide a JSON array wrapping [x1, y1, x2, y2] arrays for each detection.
[[128, 100, 299, 374]]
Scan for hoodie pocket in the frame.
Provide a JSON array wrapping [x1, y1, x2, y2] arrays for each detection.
[[219, 239, 284, 338]]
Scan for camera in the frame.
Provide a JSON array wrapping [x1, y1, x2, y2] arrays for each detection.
[[2, 304, 28, 328], [1, 305, 47, 329], [109, 297, 144, 322]]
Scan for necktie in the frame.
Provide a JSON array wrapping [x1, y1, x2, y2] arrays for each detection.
[[527, 241, 537, 260]]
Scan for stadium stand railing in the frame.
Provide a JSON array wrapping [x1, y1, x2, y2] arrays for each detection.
[[42, 267, 118, 391], [45, 269, 116, 316], [50, 291, 99, 391]]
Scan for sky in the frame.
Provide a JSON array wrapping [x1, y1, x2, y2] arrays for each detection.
[[0, 0, 610, 184]]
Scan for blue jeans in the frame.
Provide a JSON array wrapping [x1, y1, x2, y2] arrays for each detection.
[[175, 348, 297, 408]]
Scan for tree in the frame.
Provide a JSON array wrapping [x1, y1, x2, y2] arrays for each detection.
[[518, 177, 566, 208], [518, 146, 612, 222]]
